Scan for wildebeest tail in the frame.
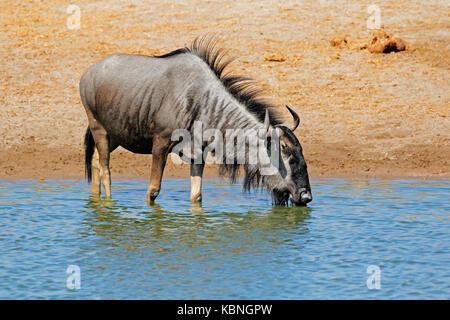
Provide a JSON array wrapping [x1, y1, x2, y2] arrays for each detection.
[[84, 126, 95, 183]]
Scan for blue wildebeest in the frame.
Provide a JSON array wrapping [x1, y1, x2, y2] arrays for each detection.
[[80, 37, 312, 205]]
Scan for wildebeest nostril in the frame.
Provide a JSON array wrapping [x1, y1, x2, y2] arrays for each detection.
[[301, 191, 312, 203]]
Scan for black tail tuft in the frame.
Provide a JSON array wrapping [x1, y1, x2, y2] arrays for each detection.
[[84, 127, 95, 183]]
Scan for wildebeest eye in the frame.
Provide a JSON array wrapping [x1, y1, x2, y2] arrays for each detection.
[[288, 155, 298, 164]]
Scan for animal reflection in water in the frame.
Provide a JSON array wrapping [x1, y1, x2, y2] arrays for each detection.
[[84, 196, 312, 250], [80, 37, 312, 206]]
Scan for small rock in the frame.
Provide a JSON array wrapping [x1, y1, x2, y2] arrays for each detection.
[[367, 30, 406, 53]]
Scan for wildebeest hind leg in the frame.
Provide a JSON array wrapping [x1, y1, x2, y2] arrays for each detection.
[[91, 148, 101, 195], [91, 142, 118, 196], [89, 125, 113, 198], [97, 139, 112, 198]]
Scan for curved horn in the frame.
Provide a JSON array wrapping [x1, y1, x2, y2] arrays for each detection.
[[286, 105, 300, 131], [264, 108, 270, 132]]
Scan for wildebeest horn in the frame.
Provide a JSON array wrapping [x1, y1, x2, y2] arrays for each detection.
[[264, 108, 270, 132], [286, 105, 300, 131]]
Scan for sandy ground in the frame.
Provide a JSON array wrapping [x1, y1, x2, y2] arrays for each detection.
[[1, 0, 449, 180]]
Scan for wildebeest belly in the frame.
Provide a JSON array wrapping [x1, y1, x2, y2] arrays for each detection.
[[108, 130, 153, 154], [104, 125, 153, 154]]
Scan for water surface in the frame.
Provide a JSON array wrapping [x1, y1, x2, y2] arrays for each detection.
[[0, 178, 448, 299]]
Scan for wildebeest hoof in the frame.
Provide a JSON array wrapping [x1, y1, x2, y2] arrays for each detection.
[[147, 190, 159, 202], [190, 194, 202, 203]]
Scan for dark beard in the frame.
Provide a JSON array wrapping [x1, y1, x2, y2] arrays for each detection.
[[272, 189, 290, 206]]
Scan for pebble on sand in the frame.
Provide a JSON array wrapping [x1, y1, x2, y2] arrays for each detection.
[[365, 30, 407, 53]]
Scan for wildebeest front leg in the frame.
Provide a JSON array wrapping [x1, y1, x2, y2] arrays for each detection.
[[147, 136, 171, 204], [190, 163, 205, 202]]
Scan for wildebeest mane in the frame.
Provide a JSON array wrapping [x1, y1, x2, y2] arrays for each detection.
[[155, 36, 282, 126]]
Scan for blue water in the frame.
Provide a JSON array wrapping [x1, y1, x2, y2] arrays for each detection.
[[0, 178, 448, 299]]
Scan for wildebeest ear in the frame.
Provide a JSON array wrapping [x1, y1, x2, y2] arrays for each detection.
[[286, 105, 300, 131]]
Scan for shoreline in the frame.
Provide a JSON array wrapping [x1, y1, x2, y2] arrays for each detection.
[[1, 147, 448, 181], [2, 175, 448, 182]]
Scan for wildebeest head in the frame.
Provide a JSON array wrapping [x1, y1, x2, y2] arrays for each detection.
[[263, 106, 312, 206]]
